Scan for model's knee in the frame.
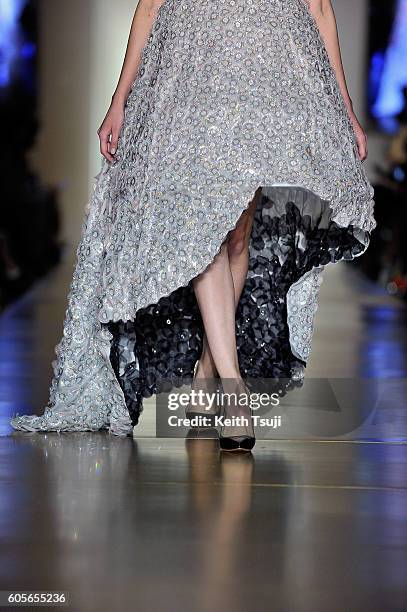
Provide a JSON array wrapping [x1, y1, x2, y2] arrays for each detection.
[[228, 230, 249, 260]]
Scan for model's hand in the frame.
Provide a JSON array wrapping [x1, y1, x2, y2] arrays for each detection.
[[349, 112, 368, 162], [98, 102, 125, 163]]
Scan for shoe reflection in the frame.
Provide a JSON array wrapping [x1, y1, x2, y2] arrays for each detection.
[[6, 432, 256, 610], [185, 437, 254, 608]]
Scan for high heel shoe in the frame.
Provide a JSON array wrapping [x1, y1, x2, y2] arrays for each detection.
[[219, 381, 256, 453], [219, 435, 256, 452], [185, 361, 220, 426]]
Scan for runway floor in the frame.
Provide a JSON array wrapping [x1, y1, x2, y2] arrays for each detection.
[[1, 259, 407, 611]]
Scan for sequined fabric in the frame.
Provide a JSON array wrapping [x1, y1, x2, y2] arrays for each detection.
[[108, 187, 368, 425], [10, 0, 375, 436]]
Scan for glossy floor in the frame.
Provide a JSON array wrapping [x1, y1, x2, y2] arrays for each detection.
[[1, 261, 407, 612]]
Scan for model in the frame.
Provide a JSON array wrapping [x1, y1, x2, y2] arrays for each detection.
[[11, 0, 375, 451]]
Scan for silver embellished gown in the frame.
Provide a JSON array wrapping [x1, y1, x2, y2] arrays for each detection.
[[11, 0, 375, 436]]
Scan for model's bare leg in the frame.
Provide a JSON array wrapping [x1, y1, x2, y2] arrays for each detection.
[[195, 188, 261, 380]]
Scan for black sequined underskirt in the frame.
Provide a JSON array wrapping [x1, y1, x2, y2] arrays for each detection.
[[107, 186, 369, 426]]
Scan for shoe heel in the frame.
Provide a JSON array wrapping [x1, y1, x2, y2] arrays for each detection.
[[219, 381, 255, 453]]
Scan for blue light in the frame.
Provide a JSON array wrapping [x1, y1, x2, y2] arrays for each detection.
[[0, 0, 29, 88], [0, 66, 10, 88], [368, 51, 385, 101], [393, 166, 406, 182], [21, 41, 36, 59], [371, 0, 407, 120]]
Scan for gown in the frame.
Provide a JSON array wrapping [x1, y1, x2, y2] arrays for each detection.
[[10, 0, 376, 436]]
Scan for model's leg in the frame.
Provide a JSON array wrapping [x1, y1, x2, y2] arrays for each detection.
[[227, 188, 261, 300], [195, 188, 261, 379], [193, 242, 240, 380], [192, 227, 256, 448]]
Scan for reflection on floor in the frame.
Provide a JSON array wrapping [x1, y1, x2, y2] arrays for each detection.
[[0, 260, 407, 611]]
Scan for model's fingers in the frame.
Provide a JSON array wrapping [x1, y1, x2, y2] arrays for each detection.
[[99, 129, 108, 154], [110, 129, 120, 156], [359, 136, 368, 162], [363, 135, 368, 161], [99, 129, 114, 162]]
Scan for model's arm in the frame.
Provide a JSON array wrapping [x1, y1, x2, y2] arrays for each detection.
[[308, 0, 368, 161], [98, 0, 165, 162]]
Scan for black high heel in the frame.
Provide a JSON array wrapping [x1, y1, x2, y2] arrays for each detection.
[[219, 435, 256, 452], [185, 361, 220, 426], [219, 382, 256, 453]]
